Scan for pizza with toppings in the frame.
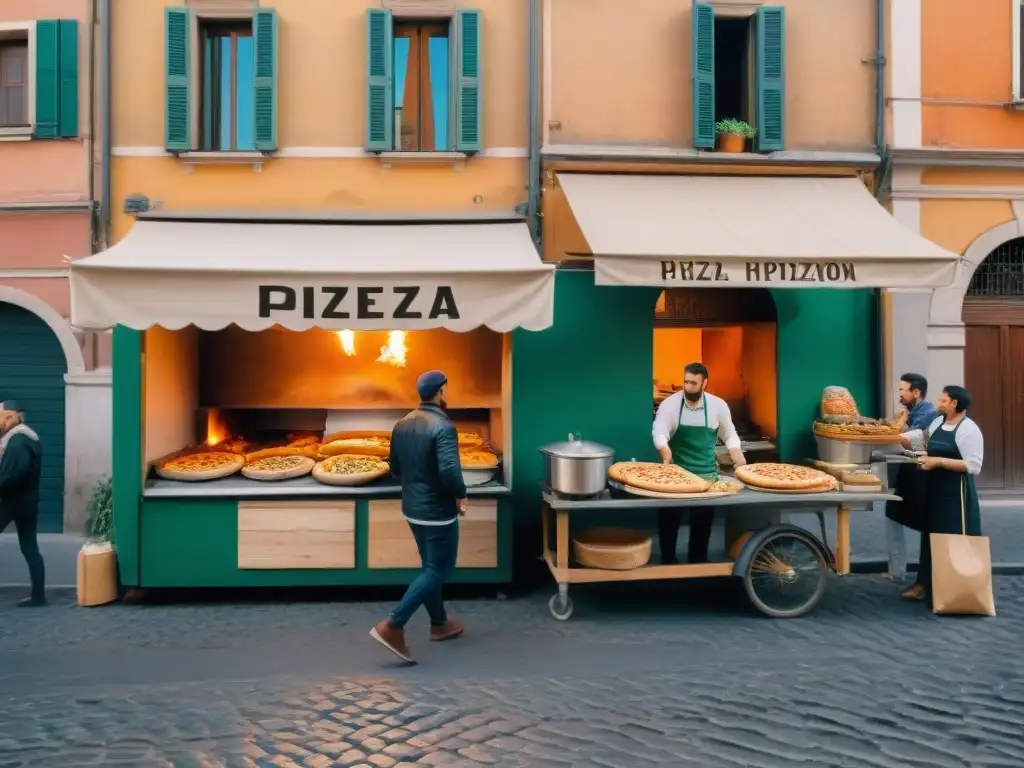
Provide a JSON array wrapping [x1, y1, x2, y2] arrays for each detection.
[[312, 454, 391, 486], [460, 449, 499, 470], [156, 451, 245, 482], [319, 437, 390, 458], [608, 462, 712, 494], [241, 455, 315, 482], [458, 431, 486, 448], [734, 463, 837, 491]]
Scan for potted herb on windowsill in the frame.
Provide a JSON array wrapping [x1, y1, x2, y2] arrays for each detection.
[[77, 475, 119, 607], [715, 119, 756, 153]]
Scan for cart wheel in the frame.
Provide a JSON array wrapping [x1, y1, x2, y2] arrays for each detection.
[[743, 531, 828, 619], [548, 593, 574, 621]]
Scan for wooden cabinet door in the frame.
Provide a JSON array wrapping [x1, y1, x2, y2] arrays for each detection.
[[964, 325, 1005, 489]]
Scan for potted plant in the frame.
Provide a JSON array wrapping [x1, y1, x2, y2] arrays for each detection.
[[715, 118, 755, 153], [78, 475, 119, 606]]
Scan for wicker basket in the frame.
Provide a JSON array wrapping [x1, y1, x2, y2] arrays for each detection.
[[572, 527, 652, 570]]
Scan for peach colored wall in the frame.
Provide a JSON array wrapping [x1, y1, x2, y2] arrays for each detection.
[[0, 278, 70, 316], [920, 199, 1014, 256], [921, 0, 1024, 148], [547, 0, 877, 150], [0, 213, 91, 268]]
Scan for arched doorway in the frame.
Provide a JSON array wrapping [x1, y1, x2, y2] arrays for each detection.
[[0, 302, 68, 531], [963, 237, 1024, 492], [653, 288, 779, 464]]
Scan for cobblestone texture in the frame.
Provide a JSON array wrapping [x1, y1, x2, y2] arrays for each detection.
[[0, 577, 1023, 767]]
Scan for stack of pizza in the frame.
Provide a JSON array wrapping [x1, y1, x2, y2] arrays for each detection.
[[734, 463, 838, 493], [458, 431, 499, 471], [608, 462, 714, 497]]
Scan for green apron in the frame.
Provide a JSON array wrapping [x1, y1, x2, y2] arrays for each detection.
[[669, 394, 719, 482]]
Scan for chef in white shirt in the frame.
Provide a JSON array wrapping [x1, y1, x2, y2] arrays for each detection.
[[652, 362, 746, 564]]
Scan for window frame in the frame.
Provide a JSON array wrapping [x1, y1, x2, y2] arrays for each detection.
[[198, 19, 254, 152], [1013, 0, 1024, 102], [393, 19, 451, 152], [0, 22, 36, 140]]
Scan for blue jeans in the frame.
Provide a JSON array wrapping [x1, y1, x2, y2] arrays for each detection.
[[388, 520, 459, 629]]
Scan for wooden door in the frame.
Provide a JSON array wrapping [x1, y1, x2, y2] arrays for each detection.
[[964, 325, 1005, 489], [1010, 328, 1024, 488]]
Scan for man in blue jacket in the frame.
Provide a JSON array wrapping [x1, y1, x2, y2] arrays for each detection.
[[371, 370, 467, 663], [0, 401, 46, 606]]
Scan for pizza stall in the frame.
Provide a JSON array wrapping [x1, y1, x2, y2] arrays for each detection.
[[528, 173, 962, 620], [70, 212, 554, 589]]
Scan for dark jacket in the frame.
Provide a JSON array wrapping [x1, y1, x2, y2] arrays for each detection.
[[0, 429, 42, 520], [390, 403, 467, 523]]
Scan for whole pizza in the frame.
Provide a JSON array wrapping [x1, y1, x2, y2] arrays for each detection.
[[156, 451, 245, 482], [608, 462, 712, 494], [242, 455, 315, 482], [312, 454, 390, 486], [734, 463, 837, 492], [319, 437, 390, 458], [460, 449, 499, 470]]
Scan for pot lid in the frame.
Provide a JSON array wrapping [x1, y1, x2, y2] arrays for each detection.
[[539, 433, 614, 459]]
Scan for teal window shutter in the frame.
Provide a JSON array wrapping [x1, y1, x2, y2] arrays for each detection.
[[455, 9, 482, 153], [755, 6, 785, 152], [34, 20, 60, 139], [691, 2, 715, 149], [365, 9, 393, 151], [58, 20, 79, 138], [164, 7, 191, 152], [253, 9, 278, 151]]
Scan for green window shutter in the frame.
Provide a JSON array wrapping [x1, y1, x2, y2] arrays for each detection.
[[34, 20, 60, 139], [58, 20, 79, 138], [164, 7, 191, 152], [365, 9, 393, 151], [253, 9, 279, 151], [755, 6, 785, 152], [691, 2, 715, 149], [455, 9, 482, 153]]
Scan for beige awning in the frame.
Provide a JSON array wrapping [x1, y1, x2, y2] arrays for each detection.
[[558, 173, 959, 289], [71, 218, 554, 332]]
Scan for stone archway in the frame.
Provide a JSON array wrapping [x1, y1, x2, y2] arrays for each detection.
[[0, 285, 86, 375]]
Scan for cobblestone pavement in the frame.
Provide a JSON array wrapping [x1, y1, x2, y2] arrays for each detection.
[[1, 577, 1024, 767]]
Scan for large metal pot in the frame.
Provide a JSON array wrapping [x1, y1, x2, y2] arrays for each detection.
[[539, 434, 615, 496], [814, 435, 876, 465]]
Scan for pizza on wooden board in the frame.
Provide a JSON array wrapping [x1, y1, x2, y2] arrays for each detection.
[[734, 463, 837, 491], [156, 452, 245, 482], [460, 449, 499, 470], [608, 462, 712, 494], [312, 454, 391, 486], [319, 436, 391, 458], [241, 455, 315, 481]]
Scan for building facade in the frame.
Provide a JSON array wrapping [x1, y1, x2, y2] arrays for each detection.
[[887, 0, 1024, 496], [0, 0, 109, 533]]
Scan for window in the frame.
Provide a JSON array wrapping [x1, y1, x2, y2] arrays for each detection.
[[365, 8, 481, 154], [0, 38, 28, 127], [692, 4, 785, 152], [1014, 0, 1024, 101], [200, 21, 255, 151], [394, 22, 450, 151], [164, 8, 278, 154]]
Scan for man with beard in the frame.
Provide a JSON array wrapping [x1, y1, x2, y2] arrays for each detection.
[[0, 401, 46, 606], [652, 363, 746, 564], [370, 370, 467, 663], [884, 373, 938, 582]]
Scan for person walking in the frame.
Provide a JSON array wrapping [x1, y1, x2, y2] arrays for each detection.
[[901, 385, 983, 603], [0, 401, 46, 607], [884, 373, 937, 582], [370, 371, 466, 663]]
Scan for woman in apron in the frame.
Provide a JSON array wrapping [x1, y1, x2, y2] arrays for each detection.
[[901, 385, 984, 602]]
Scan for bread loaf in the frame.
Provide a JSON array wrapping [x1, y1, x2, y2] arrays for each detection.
[[820, 386, 860, 423]]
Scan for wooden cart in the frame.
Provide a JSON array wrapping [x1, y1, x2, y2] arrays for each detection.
[[541, 488, 899, 620]]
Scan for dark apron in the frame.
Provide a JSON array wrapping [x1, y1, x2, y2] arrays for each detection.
[[924, 419, 981, 537], [885, 460, 927, 531], [668, 395, 719, 482]]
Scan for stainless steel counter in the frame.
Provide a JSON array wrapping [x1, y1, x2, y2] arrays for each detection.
[[543, 488, 898, 511], [144, 475, 511, 499]]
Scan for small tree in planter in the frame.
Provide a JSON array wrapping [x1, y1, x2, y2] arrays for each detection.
[[715, 119, 756, 153], [80, 475, 119, 606], [86, 475, 114, 544]]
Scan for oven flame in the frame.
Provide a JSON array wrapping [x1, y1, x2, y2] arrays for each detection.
[[206, 410, 228, 447], [377, 330, 408, 368], [336, 330, 356, 356]]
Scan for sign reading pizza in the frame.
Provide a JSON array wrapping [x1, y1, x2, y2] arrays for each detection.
[[658, 260, 858, 285], [257, 285, 460, 320]]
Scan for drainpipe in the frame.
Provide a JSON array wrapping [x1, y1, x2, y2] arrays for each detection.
[[526, 0, 541, 248], [874, 0, 892, 418], [99, 0, 111, 250], [874, 0, 886, 157]]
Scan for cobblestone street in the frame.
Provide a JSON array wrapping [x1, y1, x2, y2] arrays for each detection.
[[0, 576, 1023, 768]]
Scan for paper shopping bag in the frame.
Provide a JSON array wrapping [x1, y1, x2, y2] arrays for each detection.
[[930, 479, 995, 617]]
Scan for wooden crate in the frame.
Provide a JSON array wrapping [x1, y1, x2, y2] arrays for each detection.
[[367, 499, 498, 569], [238, 500, 356, 569]]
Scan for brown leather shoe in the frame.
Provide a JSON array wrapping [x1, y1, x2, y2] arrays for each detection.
[[370, 619, 415, 663], [430, 616, 465, 642]]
